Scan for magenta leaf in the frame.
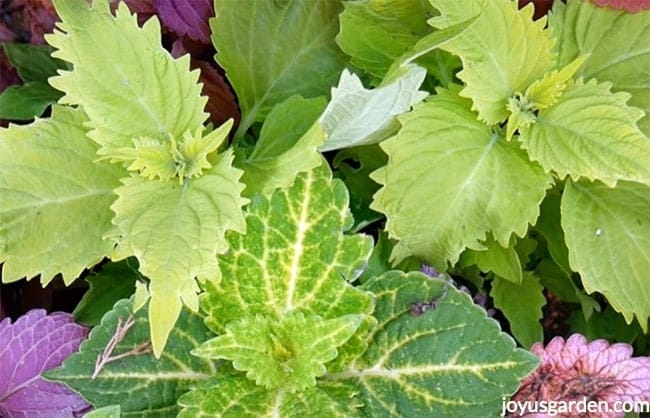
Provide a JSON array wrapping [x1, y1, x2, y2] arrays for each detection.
[[510, 333, 650, 417], [0, 310, 90, 418], [591, 0, 650, 13], [154, 0, 213, 43]]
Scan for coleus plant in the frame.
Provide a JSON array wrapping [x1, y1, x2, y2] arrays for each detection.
[[0, 0, 648, 416]]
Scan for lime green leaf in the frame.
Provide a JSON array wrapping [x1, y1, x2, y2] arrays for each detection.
[[45, 299, 217, 417], [371, 88, 552, 270], [520, 79, 650, 187], [178, 372, 361, 418], [73, 260, 139, 326], [550, 0, 650, 134], [534, 188, 572, 275], [202, 164, 373, 332], [82, 405, 121, 418], [211, 0, 346, 138], [237, 96, 327, 197], [2, 42, 67, 83], [561, 180, 650, 331], [194, 313, 364, 391], [336, 0, 437, 79], [490, 272, 545, 348], [524, 55, 588, 110], [319, 66, 427, 152], [0, 82, 62, 120], [109, 149, 247, 356], [461, 236, 522, 285], [46, 0, 207, 157], [0, 106, 124, 285], [428, 0, 555, 124], [325, 271, 539, 417]]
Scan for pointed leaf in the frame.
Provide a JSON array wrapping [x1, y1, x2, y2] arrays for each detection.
[[194, 313, 363, 390], [371, 88, 552, 270], [108, 149, 247, 356], [202, 164, 373, 332], [46, 0, 207, 157], [0, 82, 62, 120], [2, 42, 66, 83], [178, 372, 361, 418], [237, 96, 327, 197], [0, 106, 124, 285], [491, 272, 545, 348], [428, 0, 555, 124], [324, 271, 539, 417], [0, 310, 89, 418], [45, 299, 217, 417], [520, 79, 650, 187], [319, 66, 427, 152], [461, 236, 522, 285], [211, 0, 347, 137], [550, 0, 650, 134], [154, 0, 213, 43], [561, 180, 650, 331]]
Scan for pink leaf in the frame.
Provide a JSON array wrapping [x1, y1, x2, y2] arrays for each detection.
[[591, 0, 650, 13], [0, 310, 90, 418]]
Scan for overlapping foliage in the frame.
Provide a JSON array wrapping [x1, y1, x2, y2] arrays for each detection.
[[1, 0, 649, 416]]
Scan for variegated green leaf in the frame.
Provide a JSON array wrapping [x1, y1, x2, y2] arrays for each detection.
[[201, 164, 374, 333], [45, 299, 217, 417], [0, 106, 124, 285], [193, 313, 364, 391], [325, 271, 539, 417], [178, 371, 361, 418]]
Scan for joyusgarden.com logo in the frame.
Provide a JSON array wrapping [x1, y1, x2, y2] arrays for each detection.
[[502, 397, 650, 416]]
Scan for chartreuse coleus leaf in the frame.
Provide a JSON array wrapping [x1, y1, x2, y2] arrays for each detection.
[[211, 0, 347, 138], [460, 236, 522, 285], [45, 299, 217, 418], [319, 66, 428, 152], [561, 180, 650, 331], [236, 95, 327, 197], [519, 78, 650, 187], [428, 0, 555, 124], [0, 106, 124, 285], [371, 87, 552, 271], [82, 405, 120, 418], [324, 271, 539, 417], [549, 0, 650, 135], [46, 0, 207, 158], [201, 164, 374, 332], [108, 146, 247, 357], [193, 312, 364, 391], [178, 369, 361, 418], [491, 272, 545, 348], [336, 0, 440, 79]]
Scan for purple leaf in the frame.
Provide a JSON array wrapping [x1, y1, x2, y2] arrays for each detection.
[[154, 0, 213, 43], [0, 310, 90, 418]]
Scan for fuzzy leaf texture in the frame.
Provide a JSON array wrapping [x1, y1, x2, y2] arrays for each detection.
[[520, 79, 650, 187], [237, 95, 327, 197], [561, 181, 650, 331], [428, 0, 556, 124], [45, 299, 217, 417], [319, 66, 428, 152], [371, 87, 552, 270], [491, 273, 545, 348], [46, 0, 207, 157], [108, 146, 247, 356], [211, 0, 347, 137], [0, 310, 89, 418], [0, 106, 124, 285], [550, 0, 650, 134], [178, 371, 361, 418], [336, 0, 438, 79], [201, 164, 374, 332], [324, 271, 539, 417], [193, 313, 364, 391]]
